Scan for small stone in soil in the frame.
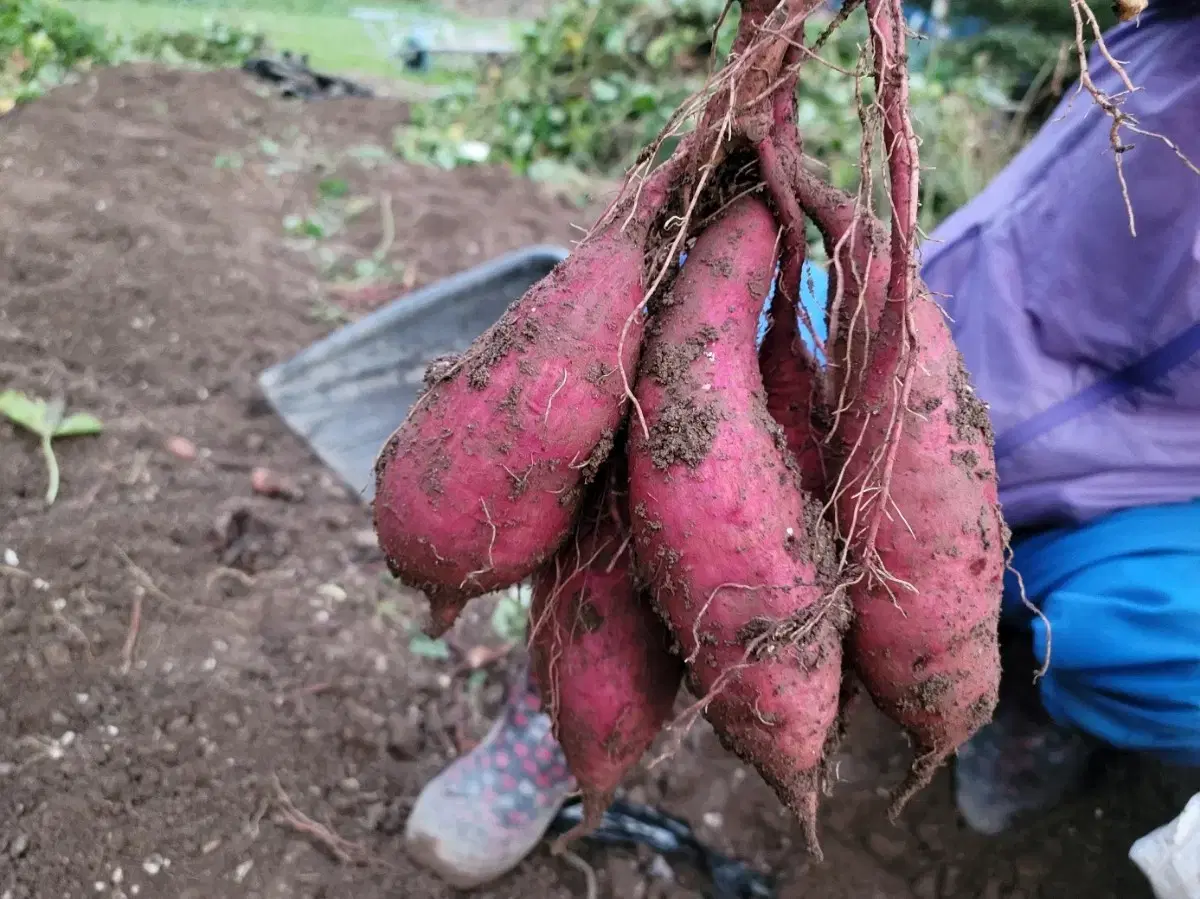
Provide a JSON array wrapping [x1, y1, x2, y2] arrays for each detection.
[[606, 857, 643, 899], [912, 870, 938, 899], [7, 832, 30, 858], [868, 831, 907, 861], [648, 856, 675, 881], [251, 467, 303, 501], [234, 860, 254, 883], [164, 436, 198, 461], [939, 865, 962, 896]]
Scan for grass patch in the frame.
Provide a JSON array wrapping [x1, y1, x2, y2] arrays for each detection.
[[63, 0, 521, 78], [68, 0, 442, 16]]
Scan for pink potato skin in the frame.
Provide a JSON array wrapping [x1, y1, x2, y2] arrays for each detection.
[[792, 167, 1005, 809], [373, 167, 676, 636], [840, 290, 1005, 808], [529, 463, 684, 837], [627, 195, 844, 857]]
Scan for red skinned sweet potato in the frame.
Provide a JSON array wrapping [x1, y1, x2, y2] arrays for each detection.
[[373, 163, 678, 636], [628, 194, 845, 857], [529, 450, 684, 838], [791, 162, 1005, 813]]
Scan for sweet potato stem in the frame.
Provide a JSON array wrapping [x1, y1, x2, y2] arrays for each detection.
[[758, 27, 820, 361], [859, 0, 921, 564], [866, 0, 919, 320]]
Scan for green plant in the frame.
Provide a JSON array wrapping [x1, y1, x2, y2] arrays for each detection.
[[408, 632, 451, 660], [397, 0, 730, 177], [489, 583, 531, 643], [127, 17, 265, 66], [1, 0, 267, 112], [395, 0, 1029, 230], [0, 0, 111, 110], [0, 390, 103, 505], [909, 0, 1115, 35]]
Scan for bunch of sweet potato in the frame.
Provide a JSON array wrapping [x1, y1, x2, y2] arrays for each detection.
[[372, 0, 1005, 856]]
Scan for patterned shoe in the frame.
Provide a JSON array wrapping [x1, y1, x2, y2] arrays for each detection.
[[404, 666, 576, 888], [953, 667, 1099, 836]]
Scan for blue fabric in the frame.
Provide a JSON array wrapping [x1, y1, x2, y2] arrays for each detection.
[[1002, 500, 1200, 765], [755, 260, 830, 361], [920, 19, 1200, 529]]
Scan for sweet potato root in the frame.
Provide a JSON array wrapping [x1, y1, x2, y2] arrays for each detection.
[[847, 284, 1005, 813], [789, 125, 1005, 814], [628, 195, 845, 857], [529, 452, 684, 839], [373, 163, 677, 636]]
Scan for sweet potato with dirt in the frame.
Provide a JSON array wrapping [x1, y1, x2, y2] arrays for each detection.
[[790, 151, 1005, 814], [628, 194, 845, 858], [845, 284, 1005, 812], [529, 454, 683, 838], [373, 163, 678, 636]]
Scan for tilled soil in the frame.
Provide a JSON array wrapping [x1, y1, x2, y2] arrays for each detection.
[[1, 64, 1196, 899]]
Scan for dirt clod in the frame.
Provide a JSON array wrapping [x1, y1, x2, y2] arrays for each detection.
[[646, 399, 720, 469], [423, 353, 461, 388], [949, 355, 994, 445], [579, 428, 615, 484]]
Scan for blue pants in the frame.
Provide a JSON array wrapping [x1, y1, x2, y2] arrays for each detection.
[[753, 258, 1200, 765], [1003, 501, 1200, 765]]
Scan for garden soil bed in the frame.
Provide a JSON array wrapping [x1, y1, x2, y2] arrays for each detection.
[[1, 64, 1196, 899]]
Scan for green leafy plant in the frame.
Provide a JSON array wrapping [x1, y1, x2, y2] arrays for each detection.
[[408, 632, 451, 661], [127, 17, 265, 67], [396, 0, 729, 177], [490, 582, 531, 644], [1, 0, 268, 112], [0, 0, 111, 111], [0, 390, 103, 505], [395, 0, 1040, 229], [907, 0, 1115, 35]]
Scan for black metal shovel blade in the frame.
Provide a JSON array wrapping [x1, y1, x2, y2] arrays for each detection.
[[258, 245, 568, 502]]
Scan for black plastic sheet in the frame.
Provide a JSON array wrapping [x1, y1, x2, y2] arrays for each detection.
[[547, 797, 776, 899]]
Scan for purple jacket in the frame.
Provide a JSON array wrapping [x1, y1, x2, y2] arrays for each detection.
[[921, 12, 1200, 531]]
